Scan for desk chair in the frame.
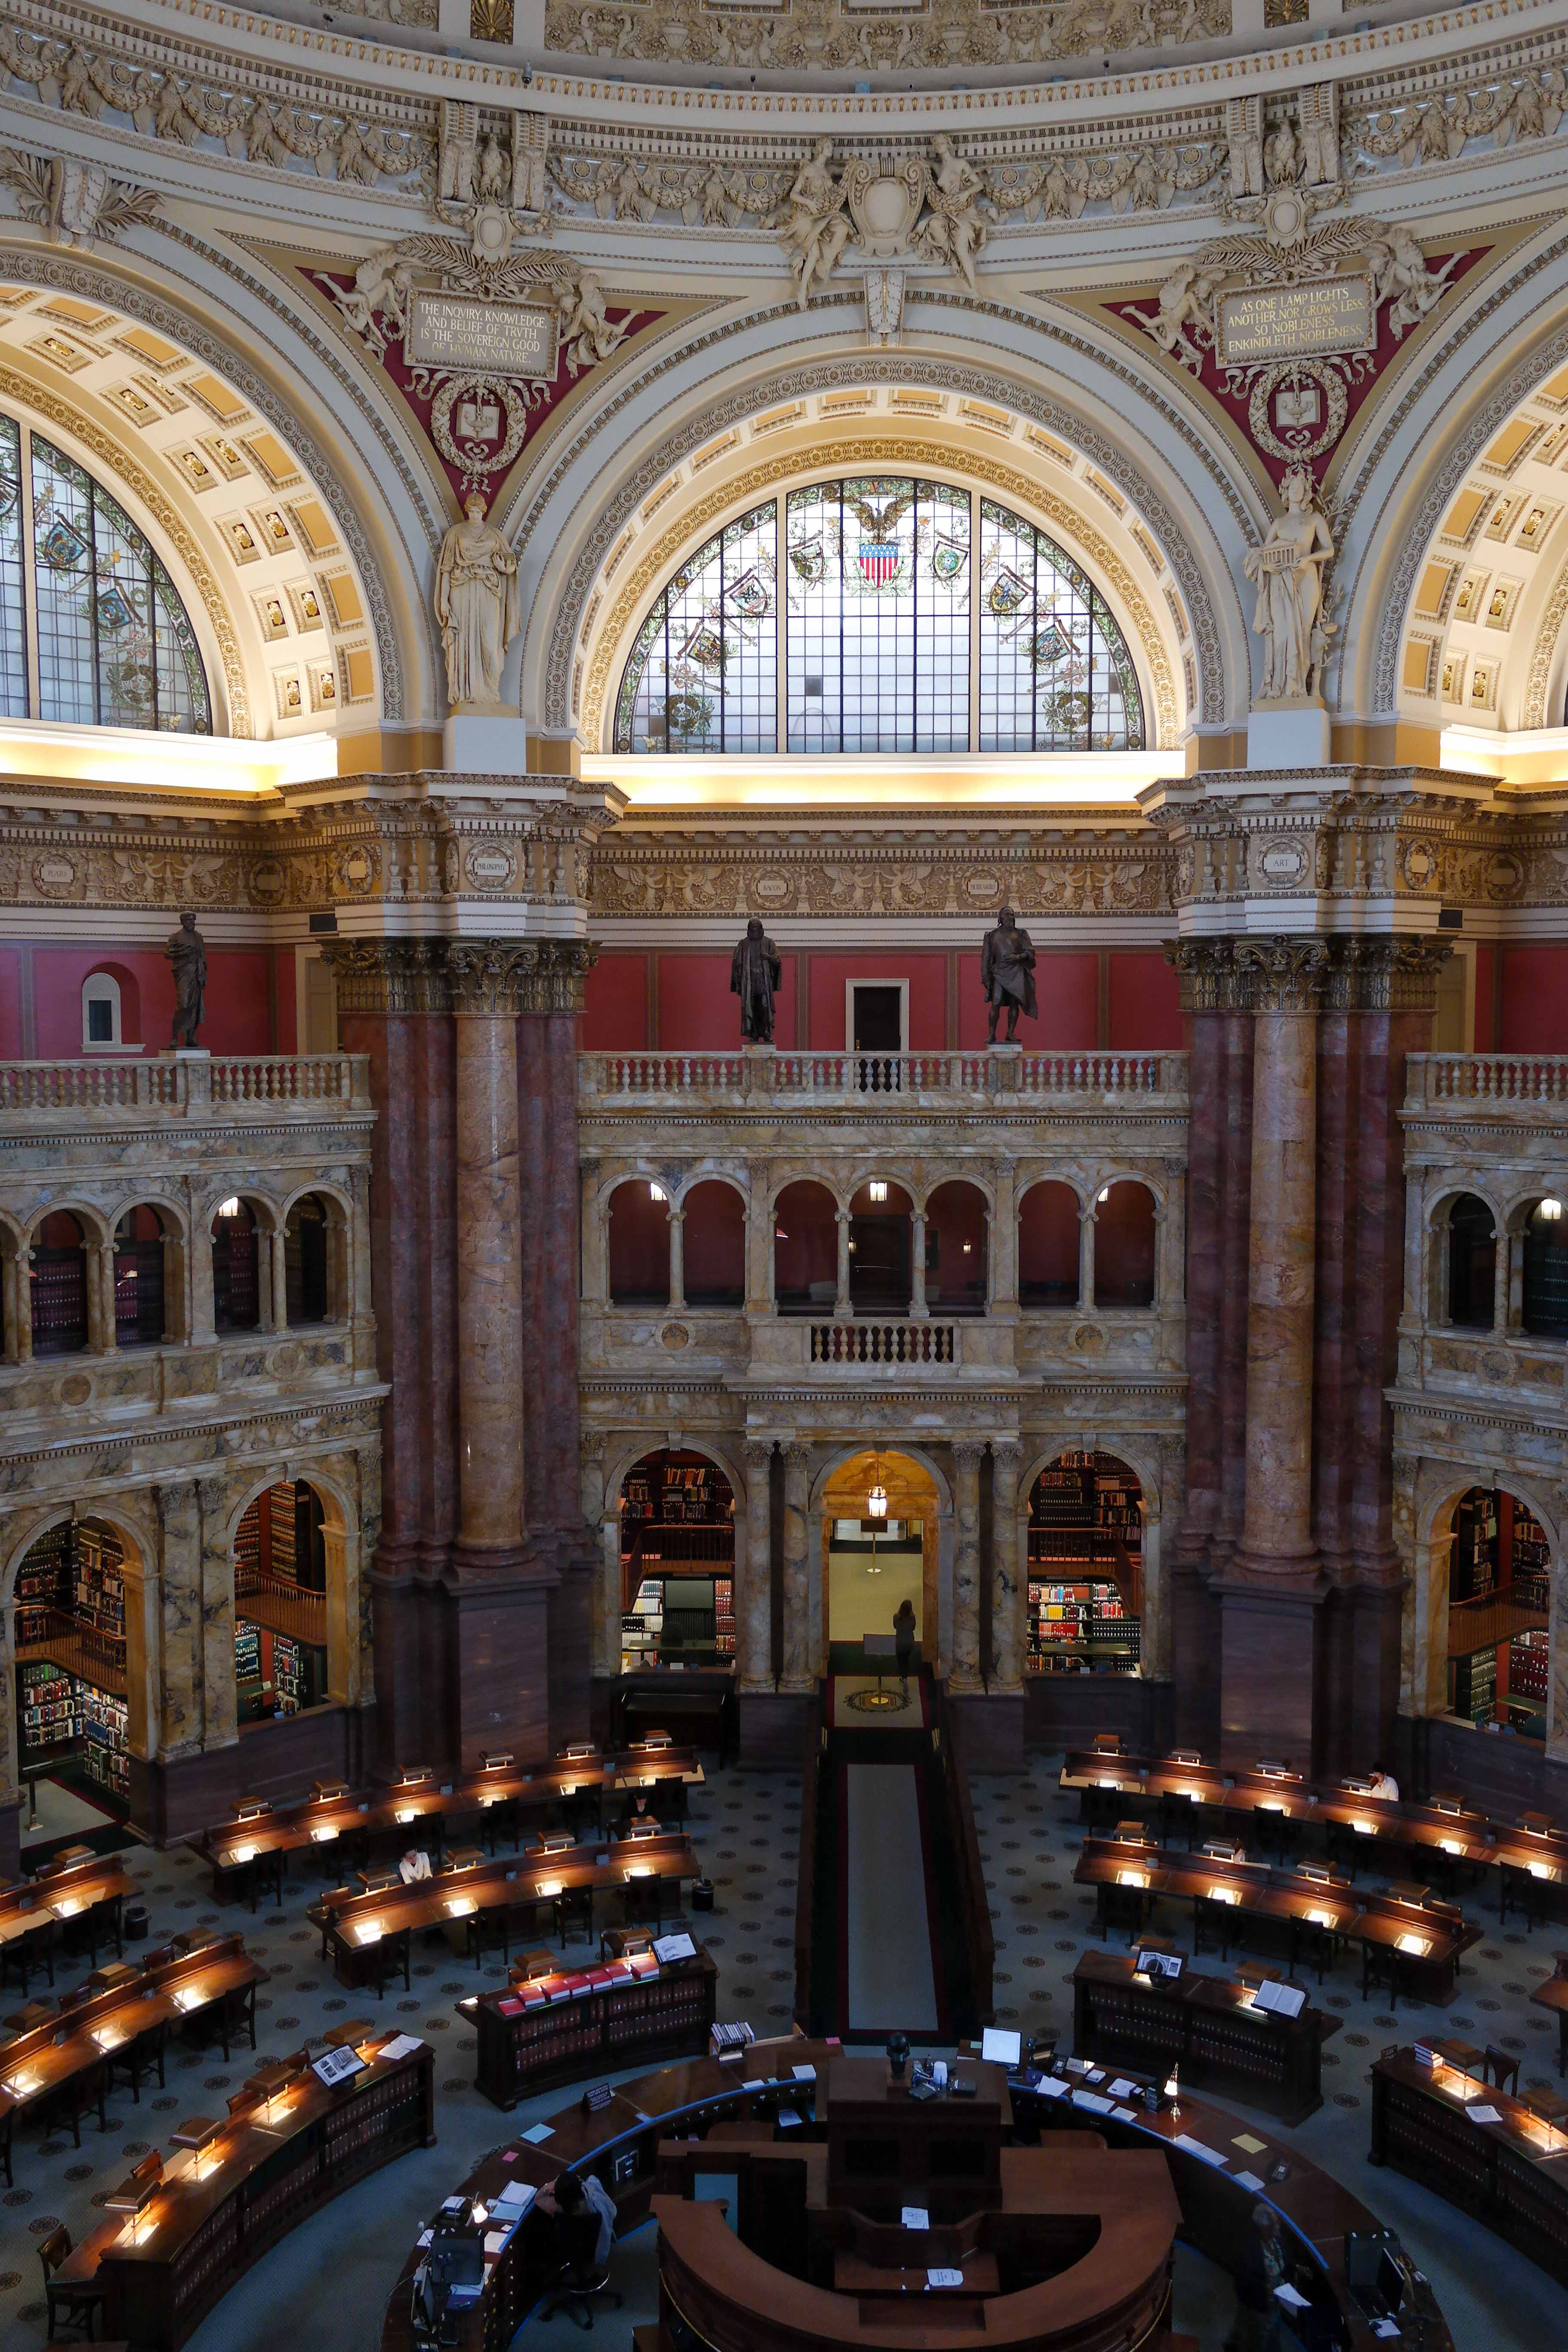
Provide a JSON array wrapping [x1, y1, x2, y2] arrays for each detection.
[[1484, 2046, 1521, 2098], [38, 2224, 104, 2340], [553, 1886, 594, 1950], [366, 1927, 412, 2000], [1, 1918, 56, 1997], [621, 1874, 668, 1934], [1288, 1915, 1340, 1986], [241, 1849, 285, 1913], [540, 2208, 624, 2331], [104, 2017, 167, 2104], [1361, 1942, 1409, 2012], [463, 1906, 515, 1972]]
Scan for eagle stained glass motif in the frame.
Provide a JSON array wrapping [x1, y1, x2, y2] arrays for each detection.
[[615, 475, 1144, 755]]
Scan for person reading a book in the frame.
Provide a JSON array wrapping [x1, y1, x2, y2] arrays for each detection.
[[399, 1847, 432, 1883], [615, 1791, 655, 1835], [1369, 1765, 1400, 1801]]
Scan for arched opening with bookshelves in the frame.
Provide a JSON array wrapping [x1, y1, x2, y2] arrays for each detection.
[[29, 1209, 92, 1357], [283, 1192, 335, 1327], [211, 1197, 263, 1334], [1444, 1193, 1498, 1330], [232, 1479, 334, 1725], [1026, 1450, 1143, 1679], [10, 1516, 135, 1817], [617, 1449, 737, 1674], [1442, 1484, 1553, 1742], [112, 1204, 174, 1348]]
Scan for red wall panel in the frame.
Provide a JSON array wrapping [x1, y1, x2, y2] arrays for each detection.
[[1108, 951, 1182, 1050], [957, 949, 1097, 1049], [810, 953, 947, 1048], [0, 947, 24, 1058], [582, 952, 648, 1050], [31, 945, 275, 1058], [658, 952, 798, 1049], [1498, 945, 1568, 1054], [274, 947, 298, 1055]]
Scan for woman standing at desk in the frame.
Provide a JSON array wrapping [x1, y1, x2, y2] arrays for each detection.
[[894, 1598, 916, 1701]]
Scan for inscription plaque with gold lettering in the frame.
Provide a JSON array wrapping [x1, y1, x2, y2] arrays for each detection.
[[406, 291, 559, 380], [1217, 276, 1375, 368]]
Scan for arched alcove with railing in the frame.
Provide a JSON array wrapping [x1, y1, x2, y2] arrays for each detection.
[[608, 1179, 673, 1308], [774, 1181, 839, 1314], [680, 1179, 746, 1308], [1091, 1181, 1157, 1310], [1018, 1180, 1082, 1308]]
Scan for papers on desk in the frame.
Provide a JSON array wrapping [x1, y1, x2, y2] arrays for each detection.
[[1108, 2078, 1139, 2099], [1112, 2105, 1139, 2122], [655, 1932, 697, 1964], [1371, 2322, 1402, 2340], [902, 2206, 930, 2230], [1172, 2133, 1227, 2166], [1072, 2090, 1115, 2114], [491, 2182, 536, 2219], [1231, 2133, 1268, 2155], [377, 2034, 425, 2063], [1273, 2283, 1310, 2312], [1234, 2171, 1266, 2194], [520, 2122, 554, 2144], [1468, 2103, 1504, 2124], [927, 2269, 964, 2288], [792, 2064, 817, 2081], [1034, 2073, 1069, 2100]]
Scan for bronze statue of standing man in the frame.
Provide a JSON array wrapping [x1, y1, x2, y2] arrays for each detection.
[[164, 911, 208, 1049], [980, 906, 1037, 1044], [731, 918, 782, 1044]]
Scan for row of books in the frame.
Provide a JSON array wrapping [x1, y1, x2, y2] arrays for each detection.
[[493, 1951, 663, 2012]]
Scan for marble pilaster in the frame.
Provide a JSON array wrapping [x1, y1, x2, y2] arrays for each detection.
[[834, 1212, 852, 1315], [740, 1439, 775, 1691], [780, 1441, 812, 1690], [949, 1441, 985, 1691], [990, 1442, 1024, 1693], [910, 1212, 928, 1317]]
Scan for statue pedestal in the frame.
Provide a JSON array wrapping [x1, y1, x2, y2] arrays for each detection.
[[159, 1047, 210, 1060], [444, 710, 530, 775], [1246, 697, 1330, 771]]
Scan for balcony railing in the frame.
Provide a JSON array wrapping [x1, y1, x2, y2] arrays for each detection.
[[1406, 1054, 1568, 1111], [15, 1607, 128, 1695], [582, 1049, 1188, 1109], [0, 1054, 373, 1118], [811, 1320, 958, 1364]]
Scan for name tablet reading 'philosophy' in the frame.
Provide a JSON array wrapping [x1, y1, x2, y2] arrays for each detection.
[[406, 291, 559, 380], [1217, 275, 1375, 367]]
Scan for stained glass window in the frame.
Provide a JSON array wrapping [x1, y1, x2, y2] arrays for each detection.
[[786, 478, 969, 754], [615, 503, 776, 753], [979, 500, 1143, 752], [615, 475, 1145, 756], [31, 433, 209, 733], [0, 416, 27, 719]]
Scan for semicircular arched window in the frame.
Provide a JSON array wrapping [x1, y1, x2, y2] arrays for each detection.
[[613, 475, 1145, 756], [0, 413, 211, 733]]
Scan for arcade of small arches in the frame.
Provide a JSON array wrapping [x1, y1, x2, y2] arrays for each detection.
[[1, 1186, 354, 1361], [1432, 1188, 1568, 1338], [595, 1171, 1162, 1315], [2, 1471, 359, 1813]]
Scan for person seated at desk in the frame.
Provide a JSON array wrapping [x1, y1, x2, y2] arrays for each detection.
[[1368, 1766, 1400, 1802], [535, 2168, 616, 2266], [615, 1792, 657, 1837], [398, 1847, 433, 1884]]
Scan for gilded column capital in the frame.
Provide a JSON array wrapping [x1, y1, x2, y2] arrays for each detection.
[[1165, 937, 1254, 1014], [449, 937, 600, 1015], [1233, 935, 1332, 1013], [320, 938, 450, 1015], [1320, 935, 1452, 1014]]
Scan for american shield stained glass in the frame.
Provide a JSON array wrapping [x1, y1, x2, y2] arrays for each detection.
[[615, 503, 776, 752], [786, 477, 969, 754], [29, 430, 210, 733], [978, 499, 1143, 752], [614, 477, 1145, 755]]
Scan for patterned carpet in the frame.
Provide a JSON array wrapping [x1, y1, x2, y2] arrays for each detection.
[[0, 1751, 1560, 2352]]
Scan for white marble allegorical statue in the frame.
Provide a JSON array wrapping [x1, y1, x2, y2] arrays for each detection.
[[435, 492, 521, 711]]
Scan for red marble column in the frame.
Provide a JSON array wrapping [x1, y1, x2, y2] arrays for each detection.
[[516, 952, 599, 1746], [327, 941, 453, 1777]]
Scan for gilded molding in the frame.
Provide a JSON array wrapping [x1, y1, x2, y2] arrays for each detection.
[[320, 937, 451, 1015], [1165, 937, 1253, 1014], [448, 937, 599, 1015], [1320, 935, 1452, 1014], [1233, 935, 1332, 1013], [578, 430, 1180, 751]]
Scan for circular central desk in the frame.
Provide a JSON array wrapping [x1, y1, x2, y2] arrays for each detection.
[[377, 2036, 1456, 2352]]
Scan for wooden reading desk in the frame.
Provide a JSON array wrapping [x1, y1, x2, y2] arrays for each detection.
[[205, 1745, 704, 1897], [0, 1851, 133, 1981], [312, 1831, 701, 1987], [1532, 1953, 1568, 2076], [1074, 1834, 1481, 2003], [1371, 2043, 1568, 2290], [56, 2027, 435, 2352], [466, 1936, 717, 2106], [1071, 1948, 1339, 2125]]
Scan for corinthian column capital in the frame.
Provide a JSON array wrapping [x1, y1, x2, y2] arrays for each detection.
[[1233, 935, 1331, 1014]]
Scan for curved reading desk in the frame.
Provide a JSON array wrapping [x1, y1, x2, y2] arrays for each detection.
[[377, 2032, 1456, 2352]]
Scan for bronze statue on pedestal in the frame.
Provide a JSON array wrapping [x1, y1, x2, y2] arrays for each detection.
[[731, 918, 782, 1044], [165, 911, 208, 1049], [980, 906, 1036, 1043]]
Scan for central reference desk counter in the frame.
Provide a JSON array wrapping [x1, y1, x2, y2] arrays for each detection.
[[1071, 1949, 1338, 2125]]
